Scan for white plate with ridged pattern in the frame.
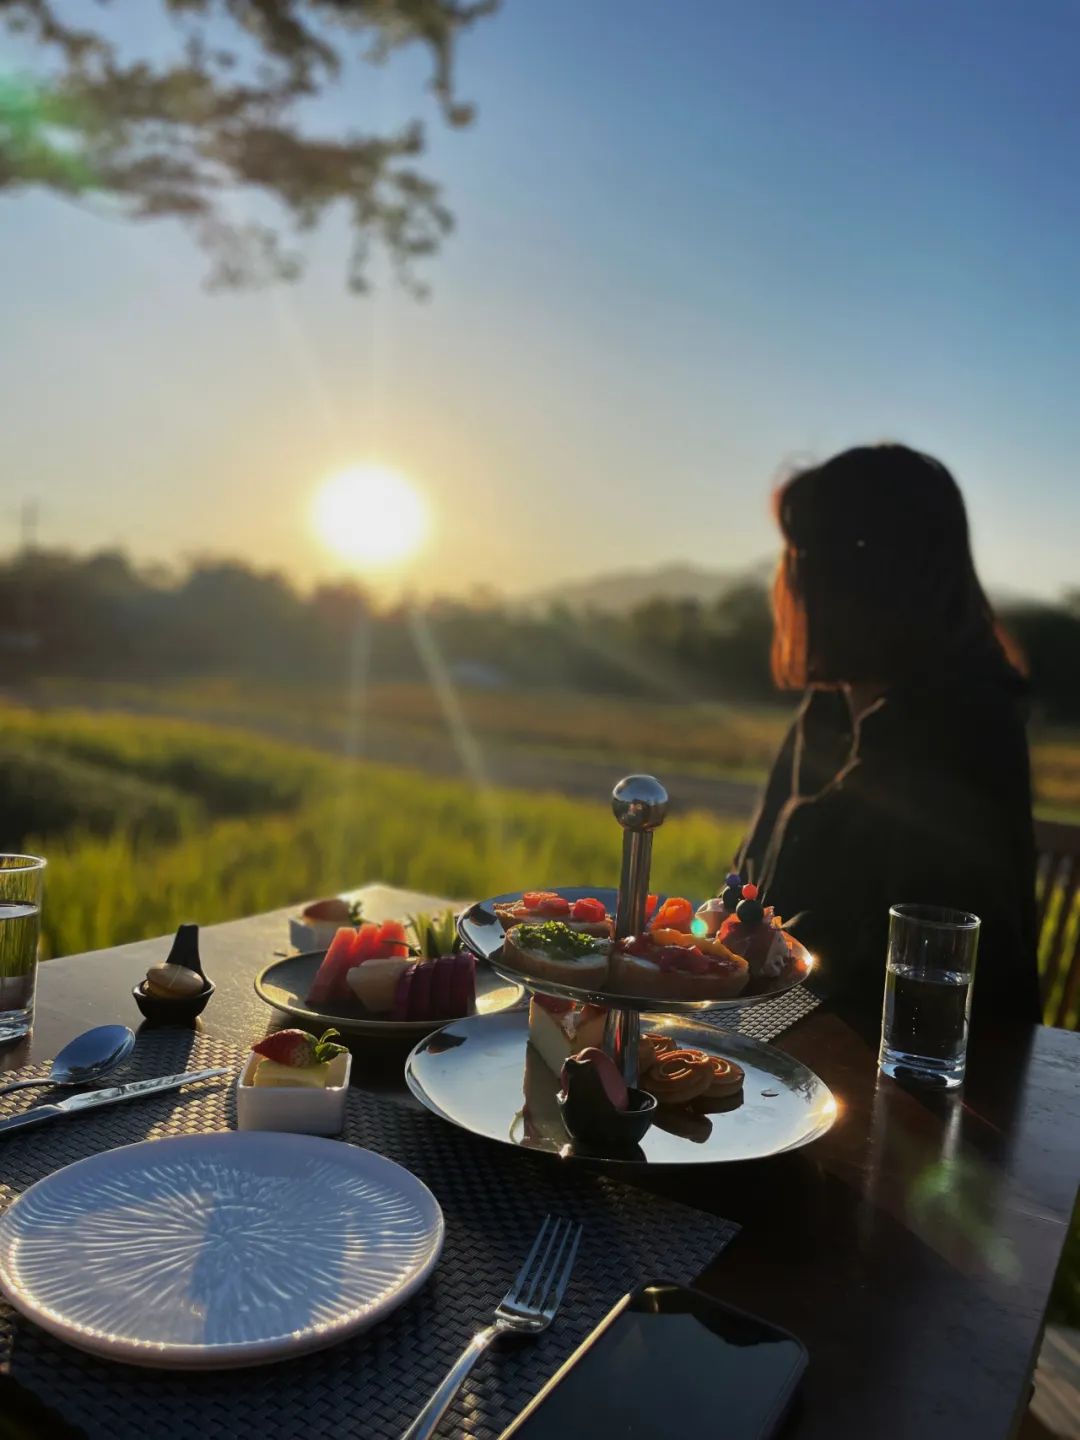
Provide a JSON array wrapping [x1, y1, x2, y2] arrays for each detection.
[[0, 1131, 444, 1368]]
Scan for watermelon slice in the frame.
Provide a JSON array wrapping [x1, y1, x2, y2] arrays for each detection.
[[306, 926, 362, 1006], [349, 922, 382, 966], [375, 919, 410, 958]]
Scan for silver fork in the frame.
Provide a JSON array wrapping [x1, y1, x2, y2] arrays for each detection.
[[400, 1214, 583, 1440]]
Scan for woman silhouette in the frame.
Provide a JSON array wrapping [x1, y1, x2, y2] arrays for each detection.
[[739, 444, 1041, 1023]]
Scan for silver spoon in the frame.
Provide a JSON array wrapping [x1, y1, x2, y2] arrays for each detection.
[[0, 1025, 136, 1096]]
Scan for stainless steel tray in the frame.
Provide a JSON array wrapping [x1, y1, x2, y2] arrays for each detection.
[[458, 886, 814, 1013], [405, 1009, 836, 1165]]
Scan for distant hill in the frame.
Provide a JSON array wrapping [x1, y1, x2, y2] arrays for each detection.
[[526, 561, 770, 615]]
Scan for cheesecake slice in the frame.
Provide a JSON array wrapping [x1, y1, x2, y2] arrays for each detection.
[[527, 996, 608, 1076], [251, 1057, 333, 1088]]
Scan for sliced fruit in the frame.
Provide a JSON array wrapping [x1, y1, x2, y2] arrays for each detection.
[[392, 963, 418, 1021], [346, 957, 412, 1013], [375, 918, 410, 957], [431, 955, 455, 1016], [450, 952, 477, 1015], [350, 922, 382, 965], [414, 961, 437, 1019], [307, 928, 362, 1005]]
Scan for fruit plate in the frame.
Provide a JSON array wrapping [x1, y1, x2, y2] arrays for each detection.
[[0, 1132, 444, 1369], [457, 886, 814, 1014], [254, 951, 525, 1038], [405, 1010, 837, 1166]]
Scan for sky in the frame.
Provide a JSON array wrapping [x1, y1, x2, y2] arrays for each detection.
[[2, 0, 1078, 601]]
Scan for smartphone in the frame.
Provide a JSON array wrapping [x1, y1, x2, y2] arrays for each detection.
[[499, 1282, 807, 1440]]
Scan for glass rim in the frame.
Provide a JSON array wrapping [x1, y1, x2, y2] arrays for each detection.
[[889, 902, 980, 931], [0, 854, 47, 873]]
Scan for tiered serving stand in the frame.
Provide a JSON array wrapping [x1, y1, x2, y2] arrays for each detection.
[[405, 777, 836, 1165]]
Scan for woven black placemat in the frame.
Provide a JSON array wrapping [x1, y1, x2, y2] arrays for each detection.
[[0, 1032, 738, 1440], [702, 982, 820, 1035]]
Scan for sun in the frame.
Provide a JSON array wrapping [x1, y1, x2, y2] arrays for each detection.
[[312, 463, 428, 568]]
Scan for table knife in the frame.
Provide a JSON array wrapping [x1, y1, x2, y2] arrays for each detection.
[[0, 1068, 229, 1136]]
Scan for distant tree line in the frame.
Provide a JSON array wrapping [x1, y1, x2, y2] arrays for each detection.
[[2, 548, 1079, 720]]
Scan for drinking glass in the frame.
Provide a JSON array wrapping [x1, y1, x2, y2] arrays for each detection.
[[0, 855, 46, 1043], [879, 903, 980, 1089]]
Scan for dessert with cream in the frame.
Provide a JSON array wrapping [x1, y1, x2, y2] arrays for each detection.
[[697, 873, 800, 986], [527, 996, 608, 1074], [249, 1027, 348, 1088]]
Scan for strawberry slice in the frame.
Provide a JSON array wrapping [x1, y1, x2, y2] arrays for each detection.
[[571, 897, 607, 922]]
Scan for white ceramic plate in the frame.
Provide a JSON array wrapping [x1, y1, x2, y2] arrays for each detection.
[[0, 1132, 444, 1369], [255, 950, 525, 1038]]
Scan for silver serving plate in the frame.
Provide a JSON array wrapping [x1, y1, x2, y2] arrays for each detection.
[[405, 1010, 837, 1165], [457, 886, 814, 1013], [255, 952, 525, 1039]]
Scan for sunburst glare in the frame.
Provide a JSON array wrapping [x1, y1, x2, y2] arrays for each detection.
[[312, 463, 428, 568]]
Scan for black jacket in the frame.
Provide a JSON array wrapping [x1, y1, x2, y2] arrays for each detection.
[[738, 673, 1041, 1024]]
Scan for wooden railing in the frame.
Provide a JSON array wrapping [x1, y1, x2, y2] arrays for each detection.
[[1035, 817, 1080, 1029]]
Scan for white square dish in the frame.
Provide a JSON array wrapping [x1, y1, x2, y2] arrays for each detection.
[[289, 916, 345, 954], [236, 1050, 352, 1135]]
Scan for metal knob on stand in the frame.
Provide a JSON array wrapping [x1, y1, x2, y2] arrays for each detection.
[[603, 775, 669, 1086]]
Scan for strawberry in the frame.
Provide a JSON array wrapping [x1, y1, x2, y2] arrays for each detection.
[[252, 1027, 347, 1067], [301, 897, 352, 922]]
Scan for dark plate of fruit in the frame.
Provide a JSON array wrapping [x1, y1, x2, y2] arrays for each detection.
[[255, 909, 526, 1037]]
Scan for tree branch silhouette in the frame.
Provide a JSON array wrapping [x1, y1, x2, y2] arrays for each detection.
[[0, 0, 499, 292]]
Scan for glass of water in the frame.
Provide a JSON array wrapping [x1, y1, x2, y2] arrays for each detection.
[[0, 854, 46, 1044], [879, 903, 980, 1089]]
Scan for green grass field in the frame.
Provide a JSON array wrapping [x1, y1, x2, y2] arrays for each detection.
[[0, 703, 742, 958], [19, 676, 1080, 814]]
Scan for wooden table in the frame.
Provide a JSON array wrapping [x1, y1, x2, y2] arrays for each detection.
[[3, 884, 1079, 1440]]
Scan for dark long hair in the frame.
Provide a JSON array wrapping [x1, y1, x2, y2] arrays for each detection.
[[771, 444, 1024, 689]]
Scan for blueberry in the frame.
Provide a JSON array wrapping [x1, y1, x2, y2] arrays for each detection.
[[736, 897, 765, 926], [725, 872, 742, 890], [721, 885, 742, 911]]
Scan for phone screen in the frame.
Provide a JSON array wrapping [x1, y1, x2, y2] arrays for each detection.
[[501, 1285, 806, 1440]]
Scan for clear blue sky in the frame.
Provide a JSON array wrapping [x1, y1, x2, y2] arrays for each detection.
[[2, 0, 1078, 599]]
